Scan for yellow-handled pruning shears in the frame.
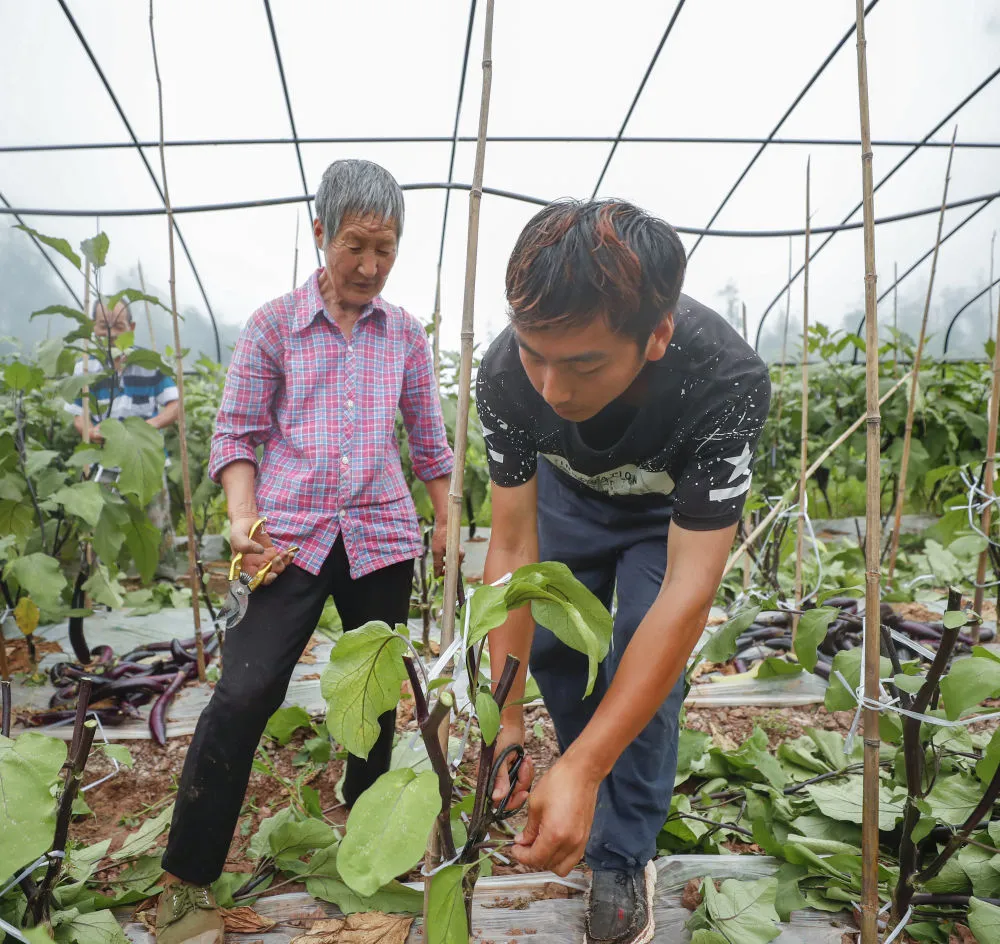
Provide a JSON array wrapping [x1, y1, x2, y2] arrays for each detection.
[[217, 518, 299, 630]]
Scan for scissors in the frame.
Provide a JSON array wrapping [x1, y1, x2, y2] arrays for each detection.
[[486, 743, 528, 821], [217, 518, 298, 630]]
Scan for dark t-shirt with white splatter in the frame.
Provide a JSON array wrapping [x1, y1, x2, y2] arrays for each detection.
[[475, 293, 771, 531]]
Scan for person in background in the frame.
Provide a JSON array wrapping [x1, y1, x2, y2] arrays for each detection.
[[478, 200, 771, 944], [66, 299, 179, 543], [155, 159, 457, 944]]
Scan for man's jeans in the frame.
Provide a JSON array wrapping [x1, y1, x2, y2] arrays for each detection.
[[530, 458, 684, 872]]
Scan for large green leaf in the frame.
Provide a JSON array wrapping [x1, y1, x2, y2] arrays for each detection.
[[110, 802, 174, 860], [304, 845, 423, 915], [0, 499, 37, 545], [926, 773, 989, 826], [265, 706, 313, 746], [14, 225, 82, 269], [713, 726, 787, 789], [4, 553, 68, 611], [50, 482, 106, 528], [322, 621, 408, 759], [93, 501, 129, 567], [4, 361, 45, 393], [123, 503, 161, 584], [248, 807, 296, 859], [83, 564, 125, 609], [99, 417, 166, 505], [701, 606, 760, 664], [427, 865, 470, 944], [824, 648, 892, 712], [969, 897, 1000, 944], [30, 304, 87, 325], [940, 656, 1000, 720], [466, 584, 509, 644], [52, 907, 128, 944], [0, 732, 67, 873], [793, 607, 838, 672], [337, 768, 441, 897], [807, 778, 903, 831], [957, 845, 1000, 900], [475, 691, 500, 746], [688, 877, 781, 944], [268, 818, 338, 865]]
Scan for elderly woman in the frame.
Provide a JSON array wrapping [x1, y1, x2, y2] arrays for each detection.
[[156, 160, 455, 944]]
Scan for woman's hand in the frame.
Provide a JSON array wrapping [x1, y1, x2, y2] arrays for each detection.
[[230, 515, 292, 586]]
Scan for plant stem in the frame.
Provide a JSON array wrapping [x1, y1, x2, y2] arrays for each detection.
[[893, 587, 963, 920], [149, 0, 205, 681], [69, 676, 94, 760], [1, 679, 11, 736], [421, 690, 458, 861], [403, 656, 430, 725], [671, 812, 754, 839], [30, 719, 97, 924], [973, 283, 1000, 624], [886, 127, 957, 583], [793, 158, 811, 640]]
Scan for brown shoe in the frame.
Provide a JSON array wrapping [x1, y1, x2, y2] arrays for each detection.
[[155, 883, 224, 944]]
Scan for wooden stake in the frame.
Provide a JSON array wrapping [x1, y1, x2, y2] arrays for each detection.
[[990, 231, 996, 344], [973, 288, 1000, 619], [886, 126, 957, 583], [771, 237, 794, 460], [793, 160, 811, 636], [892, 261, 899, 377], [854, 2, 883, 937], [292, 213, 300, 291], [724, 371, 912, 577], [150, 0, 205, 681], [431, 268, 443, 381], [137, 260, 157, 352], [740, 301, 748, 342]]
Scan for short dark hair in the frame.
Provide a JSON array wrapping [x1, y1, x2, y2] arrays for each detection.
[[505, 199, 687, 345]]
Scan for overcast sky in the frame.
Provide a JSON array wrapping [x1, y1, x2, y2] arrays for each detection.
[[1, 0, 999, 362]]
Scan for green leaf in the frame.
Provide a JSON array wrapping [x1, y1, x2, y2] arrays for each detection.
[[25, 449, 60, 479], [699, 877, 781, 944], [701, 606, 760, 664], [4, 553, 68, 612], [268, 818, 338, 864], [50, 482, 106, 528], [756, 657, 803, 679], [0, 732, 67, 872], [266, 706, 313, 746], [943, 609, 970, 630], [123, 503, 161, 584], [893, 673, 925, 695], [714, 727, 787, 789], [111, 802, 174, 860], [927, 773, 989, 826], [83, 564, 124, 609], [476, 691, 500, 745], [427, 865, 470, 944], [825, 648, 892, 712], [66, 839, 112, 881], [14, 225, 82, 269], [969, 897, 1000, 944], [53, 907, 128, 944], [466, 584, 509, 645], [248, 807, 296, 859], [0, 499, 37, 546], [36, 338, 66, 376], [99, 417, 166, 505], [93, 501, 129, 567], [337, 768, 441, 897], [940, 656, 1000, 720], [978, 729, 1000, 784], [80, 233, 110, 268], [4, 361, 45, 393], [98, 744, 134, 769], [115, 854, 165, 895], [105, 288, 168, 314], [322, 621, 408, 759], [957, 845, 1000, 899], [30, 304, 87, 324], [793, 607, 838, 672], [807, 778, 903, 831], [745, 789, 787, 857], [304, 845, 423, 915]]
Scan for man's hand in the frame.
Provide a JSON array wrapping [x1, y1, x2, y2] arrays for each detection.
[[88, 423, 103, 444], [490, 711, 534, 813], [229, 515, 291, 586], [430, 518, 464, 578], [511, 754, 600, 876]]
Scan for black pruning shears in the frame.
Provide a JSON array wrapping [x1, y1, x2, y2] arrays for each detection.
[[487, 743, 528, 821]]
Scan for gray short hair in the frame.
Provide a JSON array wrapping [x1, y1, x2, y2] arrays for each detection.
[[314, 159, 404, 246]]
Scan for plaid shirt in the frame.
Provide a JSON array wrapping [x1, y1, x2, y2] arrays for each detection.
[[209, 269, 454, 578]]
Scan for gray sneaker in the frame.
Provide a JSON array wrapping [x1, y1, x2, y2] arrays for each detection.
[[584, 860, 656, 944]]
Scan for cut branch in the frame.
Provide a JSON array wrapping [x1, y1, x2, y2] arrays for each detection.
[[419, 689, 457, 862]]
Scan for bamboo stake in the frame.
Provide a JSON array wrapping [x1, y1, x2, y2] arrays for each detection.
[[426, 0, 493, 906], [892, 261, 899, 376], [854, 2, 883, 937], [82, 261, 92, 447], [770, 237, 794, 461], [886, 126, 958, 583], [724, 371, 912, 577], [793, 160, 811, 637], [990, 231, 996, 344], [137, 260, 157, 352], [432, 269, 443, 381], [292, 213, 300, 291], [150, 0, 205, 681], [973, 288, 1000, 619], [740, 301, 748, 342]]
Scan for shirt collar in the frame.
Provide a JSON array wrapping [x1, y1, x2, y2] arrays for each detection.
[[291, 269, 387, 334]]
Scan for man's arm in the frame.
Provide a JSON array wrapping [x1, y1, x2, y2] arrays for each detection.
[[147, 399, 179, 430], [511, 520, 736, 876], [423, 474, 458, 576], [483, 477, 539, 808]]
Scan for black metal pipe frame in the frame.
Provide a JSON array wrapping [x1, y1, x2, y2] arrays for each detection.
[[846, 193, 1000, 357], [688, 0, 880, 260], [4, 135, 1000, 153], [0, 188, 84, 309], [942, 276, 1000, 354], [590, 0, 687, 200], [262, 0, 319, 269], [3, 184, 998, 239], [55, 0, 221, 362], [753, 62, 1000, 351], [434, 0, 478, 297]]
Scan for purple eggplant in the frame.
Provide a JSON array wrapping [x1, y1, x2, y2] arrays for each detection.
[[756, 611, 791, 628], [89, 645, 114, 665], [67, 570, 91, 663], [150, 666, 195, 747], [170, 638, 198, 665]]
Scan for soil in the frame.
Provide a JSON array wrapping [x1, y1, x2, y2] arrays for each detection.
[[2, 636, 63, 676]]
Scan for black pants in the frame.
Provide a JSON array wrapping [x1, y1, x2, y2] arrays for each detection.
[[162, 537, 414, 885]]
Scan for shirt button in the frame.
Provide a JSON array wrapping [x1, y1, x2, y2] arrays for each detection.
[[347, 399, 354, 409], [339, 509, 346, 519], [341, 455, 349, 466]]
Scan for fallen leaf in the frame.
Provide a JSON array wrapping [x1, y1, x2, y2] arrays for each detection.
[[299, 637, 322, 664], [290, 914, 413, 944], [680, 878, 703, 912], [221, 907, 276, 933], [709, 722, 738, 753], [300, 673, 321, 681], [311, 920, 349, 934], [953, 925, 976, 944]]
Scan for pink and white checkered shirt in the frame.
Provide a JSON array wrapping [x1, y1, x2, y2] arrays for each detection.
[[209, 269, 454, 578]]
